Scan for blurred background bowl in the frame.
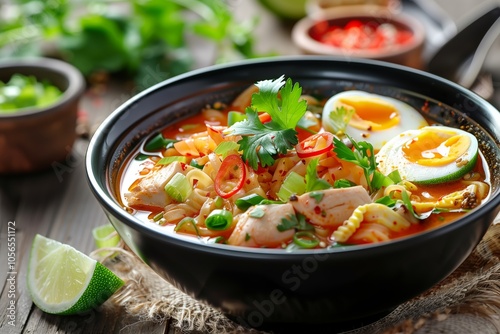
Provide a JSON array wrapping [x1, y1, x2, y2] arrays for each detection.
[[292, 5, 426, 68], [0, 57, 85, 174]]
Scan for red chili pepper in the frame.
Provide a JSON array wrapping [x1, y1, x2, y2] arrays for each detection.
[[296, 132, 334, 158], [313, 19, 413, 51], [215, 154, 247, 199]]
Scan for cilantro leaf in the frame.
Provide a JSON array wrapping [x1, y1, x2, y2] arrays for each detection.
[[251, 76, 285, 120], [277, 213, 313, 232], [309, 192, 324, 203], [227, 76, 307, 170], [231, 109, 298, 169], [333, 135, 378, 193], [252, 76, 307, 129], [328, 106, 355, 134], [334, 179, 357, 188], [305, 158, 332, 192]]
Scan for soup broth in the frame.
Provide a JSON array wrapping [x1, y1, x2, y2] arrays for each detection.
[[118, 77, 490, 250]]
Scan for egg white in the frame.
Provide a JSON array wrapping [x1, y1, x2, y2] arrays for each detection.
[[376, 126, 479, 184], [322, 90, 428, 151]]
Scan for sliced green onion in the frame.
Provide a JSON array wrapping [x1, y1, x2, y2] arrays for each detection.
[[371, 170, 394, 190], [145, 133, 178, 151], [227, 111, 247, 126], [153, 211, 164, 222], [235, 193, 266, 210], [190, 159, 204, 169], [214, 141, 240, 158], [164, 173, 192, 202], [235, 193, 283, 211], [174, 217, 200, 236], [293, 231, 319, 249], [387, 170, 402, 183], [135, 153, 150, 161], [276, 172, 306, 202], [214, 196, 224, 208], [205, 209, 233, 231], [181, 124, 198, 131], [157, 156, 187, 165], [375, 196, 397, 207]]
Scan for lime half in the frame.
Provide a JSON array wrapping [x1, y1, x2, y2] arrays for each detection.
[[27, 234, 124, 315]]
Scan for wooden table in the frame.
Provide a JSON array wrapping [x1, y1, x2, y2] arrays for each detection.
[[1, 0, 499, 333]]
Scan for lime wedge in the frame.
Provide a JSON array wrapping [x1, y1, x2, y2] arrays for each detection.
[[27, 234, 124, 315]]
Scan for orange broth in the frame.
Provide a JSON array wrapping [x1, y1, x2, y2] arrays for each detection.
[[117, 99, 490, 248]]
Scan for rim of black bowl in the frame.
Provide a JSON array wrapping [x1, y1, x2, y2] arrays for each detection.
[[86, 55, 500, 256], [0, 57, 85, 118]]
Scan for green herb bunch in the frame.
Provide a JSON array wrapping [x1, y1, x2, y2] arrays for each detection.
[[0, 0, 259, 89]]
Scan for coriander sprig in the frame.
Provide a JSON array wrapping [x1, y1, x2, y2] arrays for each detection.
[[227, 76, 307, 170], [333, 134, 388, 194], [328, 106, 355, 135]]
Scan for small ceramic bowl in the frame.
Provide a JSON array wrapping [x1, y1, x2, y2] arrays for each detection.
[[292, 6, 425, 68], [0, 58, 85, 174], [306, 0, 402, 17]]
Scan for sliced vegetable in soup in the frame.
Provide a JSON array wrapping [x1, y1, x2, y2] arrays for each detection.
[[118, 76, 490, 250]]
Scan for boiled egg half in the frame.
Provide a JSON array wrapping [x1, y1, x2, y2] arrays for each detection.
[[376, 126, 479, 184], [322, 90, 428, 151]]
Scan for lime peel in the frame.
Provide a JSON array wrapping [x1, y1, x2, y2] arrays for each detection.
[[28, 234, 124, 315]]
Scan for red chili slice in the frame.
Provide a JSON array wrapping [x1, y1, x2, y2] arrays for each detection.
[[296, 132, 334, 158], [215, 154, 247, 199]]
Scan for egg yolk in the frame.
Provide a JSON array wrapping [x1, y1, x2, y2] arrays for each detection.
[[339, 96, 400, 131], [402, 129, 470, 166]]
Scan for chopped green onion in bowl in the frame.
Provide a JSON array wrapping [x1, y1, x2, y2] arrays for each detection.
[[0, 74, 63, 113]]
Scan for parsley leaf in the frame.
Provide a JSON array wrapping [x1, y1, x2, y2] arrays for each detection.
[[328, 106, 355, 134], [333, 134, 378, 193], [227, 76, 308, 170], [334, 179, 357, 188], [305, 158, 332, 192], [277, 213, 313, 232]]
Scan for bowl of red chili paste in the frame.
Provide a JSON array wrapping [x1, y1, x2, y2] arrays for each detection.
[[292, 6, 425, 68]]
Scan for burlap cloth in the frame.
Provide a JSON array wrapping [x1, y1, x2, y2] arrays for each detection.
[[92, 222, 500, 334]]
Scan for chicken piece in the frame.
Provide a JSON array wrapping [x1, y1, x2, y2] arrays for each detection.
[[228, 203, 296, 248], [291, 186, 371, 227], [124, 161, 187, 209]]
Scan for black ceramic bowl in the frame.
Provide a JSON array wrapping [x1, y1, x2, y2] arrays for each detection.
[[86, 57, 500, 330]]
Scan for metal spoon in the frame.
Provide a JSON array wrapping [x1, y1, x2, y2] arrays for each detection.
[[426, 4, 500, 89]]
